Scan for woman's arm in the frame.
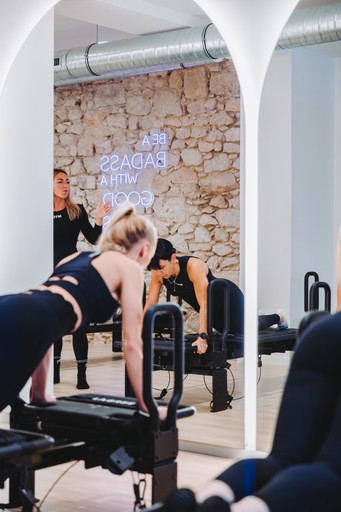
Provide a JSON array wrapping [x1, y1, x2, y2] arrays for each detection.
[[30, 347, 56, 405], [187, 258, 209, 354], [120, 262, 152, 413], [120, 263, 167, 420], [79, 203, 103, 244], [95, 198, 111, 226], [143, 270, 163, 314]]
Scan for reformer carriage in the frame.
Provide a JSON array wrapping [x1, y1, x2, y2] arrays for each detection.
[[1, 303, 194, 511]]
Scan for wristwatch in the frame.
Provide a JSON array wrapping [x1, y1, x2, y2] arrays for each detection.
[[199, 332, 208, 340]]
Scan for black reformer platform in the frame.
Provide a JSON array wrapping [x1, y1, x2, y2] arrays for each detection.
[[85, 273, 330, 414], [152, 280, 298, 412], [6, 303, 194, 511], [0, 429, 54, 510], [111, 280, 298, 413]]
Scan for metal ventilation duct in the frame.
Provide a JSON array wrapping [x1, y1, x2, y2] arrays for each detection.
[[54, 24, 226, 86], [54, 3, 341, 87], [278, 3, 341, 48]]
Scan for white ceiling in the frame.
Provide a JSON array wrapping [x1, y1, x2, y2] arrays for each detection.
[[54, 0, 341, 56]]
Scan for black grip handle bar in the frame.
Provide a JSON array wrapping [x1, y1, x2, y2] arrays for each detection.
[[304, 271, 319, 312], [309, 281, 331, 312], [142, 302, 184, 432], [207, 278, 230, 351]]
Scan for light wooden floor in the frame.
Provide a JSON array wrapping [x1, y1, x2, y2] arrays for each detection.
[[0, 335, 291, 511]]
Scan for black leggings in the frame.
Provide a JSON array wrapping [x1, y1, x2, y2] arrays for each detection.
[[258, 314, 281, 332], [0, 291, 76, 411], [212, 279, 280, 334], [216, 312, 341, 512], [54, 327, 88, 363]]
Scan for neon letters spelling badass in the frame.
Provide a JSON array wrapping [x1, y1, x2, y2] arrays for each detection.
[[99, 132, 167, 218]]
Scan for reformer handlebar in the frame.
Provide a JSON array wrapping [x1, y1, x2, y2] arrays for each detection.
[[207, 278, 230, 350], [0, 430, 54, 461], [142, 303, 184, 432], [304, 271, 319, 312], [309, 281, 331, 312]]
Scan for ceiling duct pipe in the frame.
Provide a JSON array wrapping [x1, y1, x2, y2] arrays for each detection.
[[278, 2, 341, 48], [54, 24, 226, 86], [54, 2, 341, 87]]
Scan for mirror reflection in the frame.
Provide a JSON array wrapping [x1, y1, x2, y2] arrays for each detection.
[[52, 0, 341, 454]]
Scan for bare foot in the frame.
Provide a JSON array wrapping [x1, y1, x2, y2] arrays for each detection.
[[30, 390, 57, 406]]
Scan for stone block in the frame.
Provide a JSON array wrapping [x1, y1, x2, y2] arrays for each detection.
[[184, 68, 208, 99], [152, 88, 182, 117], [181, 148, 203, 166]]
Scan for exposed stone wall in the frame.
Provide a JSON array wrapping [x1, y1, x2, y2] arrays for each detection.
[[54, 60, 240, 331]]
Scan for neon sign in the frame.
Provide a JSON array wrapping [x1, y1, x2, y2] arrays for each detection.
[[103, 190, 154, 208], [99, 151, 167, 175], [99, 132, 168, 227]]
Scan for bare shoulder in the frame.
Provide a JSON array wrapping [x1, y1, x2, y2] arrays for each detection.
[[91, 250, 143, 294], [96, 250, 141, 272], [187, 256, 208, 273], [150, 269, 163, 285]]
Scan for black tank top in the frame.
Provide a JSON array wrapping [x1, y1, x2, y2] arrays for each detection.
[[162, 255, 244, 334], [162, 256, 215, 312], [43, 252, 119, 327]]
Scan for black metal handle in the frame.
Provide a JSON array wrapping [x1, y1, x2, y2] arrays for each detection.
[[207, 279, 230, 351], [309, 281, 331, 312], [142, 302, 184, 432], [304, 271, 319, 312]]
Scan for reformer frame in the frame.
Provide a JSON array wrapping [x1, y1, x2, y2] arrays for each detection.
[[4, 303, 194, 511]]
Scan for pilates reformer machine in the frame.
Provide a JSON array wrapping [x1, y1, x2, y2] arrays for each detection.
[[112, 272, 331, 413], [1, 303, 194, 511], [112, 279, 298, 413]]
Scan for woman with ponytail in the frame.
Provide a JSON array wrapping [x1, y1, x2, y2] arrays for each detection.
[[0, 205, 161, 419]]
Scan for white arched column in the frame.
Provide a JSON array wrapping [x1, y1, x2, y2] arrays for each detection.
[[194, 0, 299, 450], [0, 1, 60, 400], [0, 0, 59, 294]]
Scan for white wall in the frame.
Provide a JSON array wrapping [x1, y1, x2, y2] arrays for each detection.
[[334, 57, 341, 289], [291, 48, 335, 322], [259, 47, 337, 326], [259, 51, 292, 319], [0, 10, 55, 294]]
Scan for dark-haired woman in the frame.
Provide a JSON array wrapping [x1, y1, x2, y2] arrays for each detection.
[[53, 169, 111, 388], [145, 239, 287, 355]]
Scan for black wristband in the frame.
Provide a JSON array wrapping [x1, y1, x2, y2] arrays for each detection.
[[199, 332, 208, 340]]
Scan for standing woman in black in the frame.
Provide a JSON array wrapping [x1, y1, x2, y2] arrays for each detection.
[[53, 169, 110, 388]]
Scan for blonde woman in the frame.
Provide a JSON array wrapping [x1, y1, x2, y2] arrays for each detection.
[[1, 206, 161, 419], [53, 169, 110, 389]]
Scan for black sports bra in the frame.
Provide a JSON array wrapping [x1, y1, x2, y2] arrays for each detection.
[[43, 252, 119, 327]]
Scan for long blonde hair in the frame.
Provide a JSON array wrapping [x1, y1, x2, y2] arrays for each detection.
[[53, 169, 81, 221], [97, 205, 157, 254]]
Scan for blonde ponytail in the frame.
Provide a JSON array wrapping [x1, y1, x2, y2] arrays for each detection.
[[97, 205, 157, 254]]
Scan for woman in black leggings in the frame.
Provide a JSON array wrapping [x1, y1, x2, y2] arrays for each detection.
[[145, 239, 287, 355], [162, 311, 341, 512], [2, 206, 163, 416]]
